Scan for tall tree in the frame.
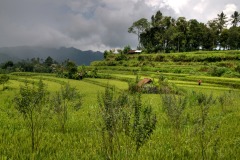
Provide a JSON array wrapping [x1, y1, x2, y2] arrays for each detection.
[[44, 56, 54, 67], [128, 18, 150, 48], [129, 9, 240, 53], [151, 10, 163, 27], [187, 19, 202, 51], [207, 19, 219, 49], [66, 60, 78, 79], [176, 17, 188, 51], [228, 26, 240, 49], [219, 29, 229, 49], [231, 11, 240, 27], [217, 12, 228, 33]]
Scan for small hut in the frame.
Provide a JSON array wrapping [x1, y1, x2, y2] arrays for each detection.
[[137, 78, 153, 87], [127, 50, 142, 54]]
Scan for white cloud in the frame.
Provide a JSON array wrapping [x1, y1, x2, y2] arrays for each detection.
[[164, 0, 190, 14], [223, 4, 237, 18], [193, 2, 208, 14]]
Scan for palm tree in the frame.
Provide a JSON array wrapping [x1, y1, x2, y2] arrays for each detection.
[[217, 11, 228, 33], [231, 11, 240, 27]]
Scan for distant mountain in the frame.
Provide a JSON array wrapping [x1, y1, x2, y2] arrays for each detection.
[[0, 46, 103, 65]]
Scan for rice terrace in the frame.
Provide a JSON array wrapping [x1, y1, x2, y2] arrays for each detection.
[[0, 49, 240, 159], [0, 3, 240, 160]]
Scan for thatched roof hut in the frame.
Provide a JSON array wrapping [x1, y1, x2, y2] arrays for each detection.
[[137, 78, 153, 87]]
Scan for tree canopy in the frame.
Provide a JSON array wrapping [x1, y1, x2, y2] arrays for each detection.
[[129, 10, 240, 53]]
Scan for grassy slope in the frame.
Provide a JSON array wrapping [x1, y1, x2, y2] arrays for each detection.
[[0, 50, 240, 159]]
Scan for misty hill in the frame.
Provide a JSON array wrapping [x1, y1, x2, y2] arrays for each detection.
[[0, 46, 103, 65]]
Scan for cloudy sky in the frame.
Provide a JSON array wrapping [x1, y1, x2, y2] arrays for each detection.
[[0, 0, 239, 51]]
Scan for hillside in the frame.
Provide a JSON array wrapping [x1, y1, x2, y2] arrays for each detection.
[[91, 50, 240, 78], [89, 50, 240, 90], [0, 46, 103, 65]]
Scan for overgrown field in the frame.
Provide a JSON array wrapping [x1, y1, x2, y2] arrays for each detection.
[[0, 70, 240, 159]]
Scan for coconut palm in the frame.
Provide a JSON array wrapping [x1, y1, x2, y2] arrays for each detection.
[[217, 11, 228, 33], [231, 11, 240, 27]]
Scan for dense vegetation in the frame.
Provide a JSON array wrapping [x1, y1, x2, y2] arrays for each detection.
[[0, 50, 240, 159], [95, 50, 240, 79], [128, 10, 240, 52]]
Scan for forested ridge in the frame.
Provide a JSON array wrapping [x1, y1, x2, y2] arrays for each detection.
[[128, 10, 240, 53]]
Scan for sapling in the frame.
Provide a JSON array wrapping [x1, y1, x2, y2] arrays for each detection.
[[14, 79, 50, 152], [132, 94, 157, 152], [218, 91, 234, 113], [98, 85, 157, 159], [51, 83, 83, 133], [161, 94, 187, 132], [161, 94, 187, 155], [194, 92, 216, 160]]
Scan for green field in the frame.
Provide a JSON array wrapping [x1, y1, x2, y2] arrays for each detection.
[[1, 51, 240, 159]]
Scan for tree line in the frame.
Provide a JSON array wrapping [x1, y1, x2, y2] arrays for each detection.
[[0, 57, 99, 80], [0, 57, 79, 78], [128, 10, 240, 53]]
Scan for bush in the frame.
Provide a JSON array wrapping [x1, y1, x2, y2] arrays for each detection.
[[14, 79, 50, 152], [159, 76, 185, 95], [209, 67, 227, 77], [0, 74, 10, 90], [155, 54, 166, 62], [98, 85, 157, 158], [235, 65, 240, 73]]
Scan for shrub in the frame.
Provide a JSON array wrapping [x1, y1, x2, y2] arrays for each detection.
[[98, 85, 157, 158], [155, 54, 166, 62], [51, 83, 83, 133], [0, 74, 10, 90], [161, 94, 187, 131], [158, 76, 185, 95], [14, 79, 50, 152], [209, 66, 227, 77], [235, 65, 240, 73], [115, 54, 127, 61]]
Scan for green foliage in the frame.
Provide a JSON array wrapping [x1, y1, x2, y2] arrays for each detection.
[[128, 18, 150, 48], [217, 91, 234, 113], [235, 64, 240, 73], [98, 85, 156, 158], [44, 56, 54, 67], [66, 60, 78, 79], [13, 79, 50, 152], [158, 75, 185, 94], [190, 92, 218, 160], [131, 94, 157, 151], [1, 71, 240, 159], [0, 74, 9, 90], [52, 83, 83, 133], [130, 10, 240, 52], [98, 85, 127, 158], [115, 53, 127, 61], [103, 50, 112, 59], [161, 94, 187, 131], [0, 57, 60, 73], [128, 75, 140, 93], [1, 61, 14, 70], [123, 45, 132, 54], [209, 66, 227, 77]]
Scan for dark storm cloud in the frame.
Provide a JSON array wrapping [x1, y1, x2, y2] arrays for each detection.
[[0, 0, 239, 51]]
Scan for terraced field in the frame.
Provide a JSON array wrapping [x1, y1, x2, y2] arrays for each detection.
[[1, 51, 240, 159]]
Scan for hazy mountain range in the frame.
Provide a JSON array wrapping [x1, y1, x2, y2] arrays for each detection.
[[0, 46, 103, 65]]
